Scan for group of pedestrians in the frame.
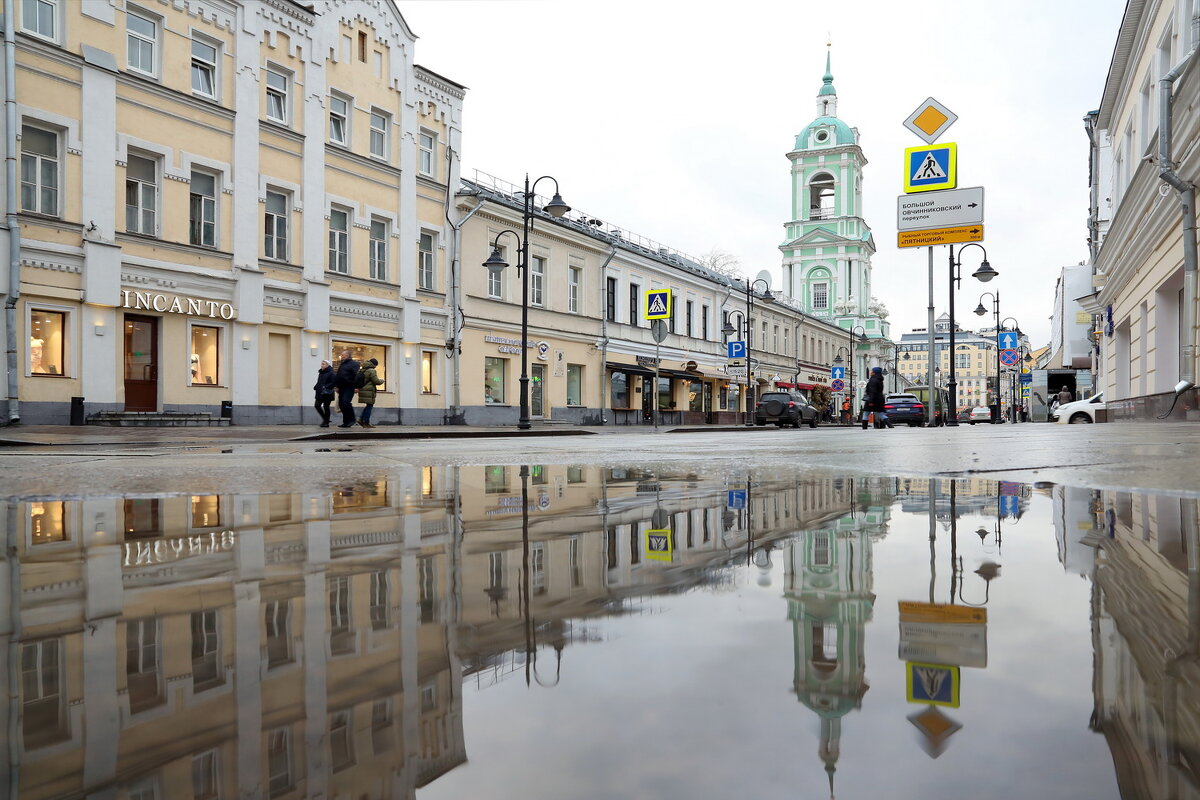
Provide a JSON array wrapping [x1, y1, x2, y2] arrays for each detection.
[[313, 350, 383, 428]]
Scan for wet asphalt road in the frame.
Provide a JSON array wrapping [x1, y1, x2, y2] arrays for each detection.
[[0, 421, 1195, 499]]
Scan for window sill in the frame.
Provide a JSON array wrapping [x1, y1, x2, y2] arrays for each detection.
[[189, 383, 226, 388], [29, 372, 70, 378]]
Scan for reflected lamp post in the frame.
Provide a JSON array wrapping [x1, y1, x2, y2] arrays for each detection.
[[482, 175, 570, 430], [723, 278, 774, 425], [973, 291, 1002, 423], [948, 243, 997, 426]]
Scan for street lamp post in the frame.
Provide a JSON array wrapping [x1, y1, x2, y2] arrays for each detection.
[[833, 346, 851, 424], [844, 324, 866, 419], [949, 243, 998, 426], [999, 316, 1021, 423], [723, 278, 774, 426], [974, 291, 1001, 423], [482, 175, 570, 430]]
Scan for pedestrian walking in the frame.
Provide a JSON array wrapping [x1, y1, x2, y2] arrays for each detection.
[[334, 350, 360, 428], [841, 398, 851, 425], [862, 367, 891, 429], [313, 360, 336, 427], [1057, 386, 1073, 406], [357, 358, 383, 428]]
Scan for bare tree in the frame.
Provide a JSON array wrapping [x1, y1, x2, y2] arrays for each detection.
[[698, 247, 744, 279]]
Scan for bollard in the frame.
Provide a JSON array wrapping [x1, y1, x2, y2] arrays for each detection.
[[70, 396, 85, 426]]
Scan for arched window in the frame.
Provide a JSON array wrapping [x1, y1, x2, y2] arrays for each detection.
[[809, 173, 835, 220]]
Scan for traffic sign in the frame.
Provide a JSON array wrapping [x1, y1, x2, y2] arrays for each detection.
[[1020, 373, 1032, 384], [830, 366, 845, 381], [727, 366, 748, 378], [831, 378, 845, 392], [904, 142, 957, 193], [998, 331, 1019, 350], [727, 340, 747, 359], [906, 661, 960, 707], [727, 490, 746, 510], [644, 290, 671, 320], [899, 601, 987, 625], [897, 186, 984, 231], [903, 97, 958, 144], [1000, 495, 1020, 519], [898, 224, 984, 248], [645, 529, 673, 562], [1000, 349, 1019, 367]]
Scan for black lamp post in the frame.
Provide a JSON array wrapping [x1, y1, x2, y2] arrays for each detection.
[[949, 243, 997, 426], [723, 278, 774, 425], [482, 175, 569, 430], [833, 345, 851, 423], [973, 291, 1001, 423], [999, 316, 1021, 423]]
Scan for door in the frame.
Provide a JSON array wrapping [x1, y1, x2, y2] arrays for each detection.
[[530, 364, 545, 418], [124, 315, 159, 412]]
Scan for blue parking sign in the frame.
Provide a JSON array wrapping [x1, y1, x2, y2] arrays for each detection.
[[727, 341, 747, 359], [727, 490, 746, 510]]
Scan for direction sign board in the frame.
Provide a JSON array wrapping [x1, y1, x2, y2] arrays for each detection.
[[904, 142, 957, 193], [1020, 373, 1032, 384], [898, 601, 987, 625], [998, 331, 1019, 350], [903, 97, 959, 144], [644, 290, 671, 320], [727, 340, 747, 359], [898, 621, 988, 668], [897, 186, 984, 231], [898, 224, 984, 249], [830, 366, 845, 381]]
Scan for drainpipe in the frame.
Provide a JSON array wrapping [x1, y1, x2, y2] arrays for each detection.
[[1158, 1, 1200, 397], [443, 161, 483, 424], [4, 0, 20, 424], [596, 243, 617, 424]]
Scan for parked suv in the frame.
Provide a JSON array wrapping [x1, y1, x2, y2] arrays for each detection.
[[755, 391, 819, 428], [883, 393, 927, 426]]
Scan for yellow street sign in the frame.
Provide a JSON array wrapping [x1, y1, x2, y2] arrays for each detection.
[[898, 601, 987, 625], [897, 224, 984, 249], [644, 290, 672, 320]]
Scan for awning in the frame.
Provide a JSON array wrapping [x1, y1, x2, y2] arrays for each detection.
[[607, 361, 655, 377], [774, 381, 796, 388]]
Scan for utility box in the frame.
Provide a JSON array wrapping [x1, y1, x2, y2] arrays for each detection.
[[220, 400, 233, 419], [70, 397, 85, 426]]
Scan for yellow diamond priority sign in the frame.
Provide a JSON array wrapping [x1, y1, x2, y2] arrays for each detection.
[[904, 97, 958, 144]]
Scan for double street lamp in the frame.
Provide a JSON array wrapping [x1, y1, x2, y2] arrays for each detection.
[[482, 174, 570, 430], [974, 291, 1001, 423], [723, 278, 774, 425], [949, 243, 998, 426]]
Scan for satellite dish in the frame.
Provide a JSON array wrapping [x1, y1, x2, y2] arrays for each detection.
[[755, 270, 773, 288]]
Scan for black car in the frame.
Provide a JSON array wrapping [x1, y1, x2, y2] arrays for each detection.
[[883, 393, 928, 427], [755, 391, 819, 428]]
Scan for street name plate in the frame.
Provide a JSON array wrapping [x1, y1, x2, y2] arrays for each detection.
[[897, 224, 984, 249], [897, 186, 984, 231]]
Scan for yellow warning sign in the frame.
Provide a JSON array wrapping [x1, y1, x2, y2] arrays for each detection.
[[898, 601, 987, 625], [897, 224, 984, 249]]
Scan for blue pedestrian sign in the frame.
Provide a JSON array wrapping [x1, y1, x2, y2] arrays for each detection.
[[904, 143, 958, 193], [644, 289, 671, 320], [727, 490, 746, 510], [831, 366, 845, 381], [1000, 495, 1020, 519], [998, 331, 1019, 350], [727, 340, 747, 359]]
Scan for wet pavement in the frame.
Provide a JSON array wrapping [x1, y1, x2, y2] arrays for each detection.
[[0, 423, 1198, 798]]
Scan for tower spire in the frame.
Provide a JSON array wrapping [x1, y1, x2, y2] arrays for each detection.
[[817, 45, 838, 117]]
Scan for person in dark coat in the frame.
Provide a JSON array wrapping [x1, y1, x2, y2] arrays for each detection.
[[334, 350, 360, 428], [313, 360, 336, 427], [862, 366, 892, 429], [356, 358, 383, 428]]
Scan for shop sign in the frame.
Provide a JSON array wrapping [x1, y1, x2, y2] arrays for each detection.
[[485, 334, 533, 355], [804, 373, 827, 384], [636, 355, 659, 368], [123, 530, 235, 567], [121, 290, 235, 320], [485, 492, 551, 516]]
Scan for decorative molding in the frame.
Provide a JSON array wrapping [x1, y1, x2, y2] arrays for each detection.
[[329, 302, 400, 322], [22, 258, 82, 274]]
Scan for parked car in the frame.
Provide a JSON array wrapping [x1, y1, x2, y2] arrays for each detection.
[[968, 406, 992, 424], [908, 385, 950, 426], [956, 408, 973, 423], [884, 393, 928, 426], [755, 391, 819, 428], [1052, 392, 1106, 424]]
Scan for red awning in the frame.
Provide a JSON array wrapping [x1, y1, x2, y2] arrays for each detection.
[[774, 381, 795, 388], [796, 383, 820, 390]]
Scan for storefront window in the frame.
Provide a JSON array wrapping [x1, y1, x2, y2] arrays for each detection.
[[688, 380, 703, 412], [610, 372, 629, 408], [29, 309, 65, 375], [331, 340, 387, 390], [190, 324, 220, 385], [30, 501, 67, 544], [484, 357, 506, 404], [332, 481, 388, 514], [567, 364, 582, 406], [658, 377, 672, 410], [190, 495, 221, 529], [422, 351, 434, 394], [727, 384, 740, 412]]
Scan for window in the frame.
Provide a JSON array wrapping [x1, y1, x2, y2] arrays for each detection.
[[422, 351, 434, 393], [419, 131, 435, 176], [264, 600, 292, 668], [328, 576, 353, 655], [531, 255, 545, 306], [330, 341, 387, 388], [21, 0, 56, 39], [265, 68, 288, 124], [488, 247, 505, 298], [329, 93, 349, 145], [22, 638, 65, 750], [190, 494, 220, 528], [28, 309, 64, 375], [531, 543, 546, 595], [191, 610, 222, 690], [668, 293, 676, 334], [658, 376, 671, 410], [189, 171, 217, 247], [191, 37, 217, 97], [29, 501, 67, 544], [686, 300, 694, 337], [628, 283, 639, 325], [370, 571, 389, 630], [813, 282, 828, 310], [125, 154, 157, 235], [126, 10, 158, 77], [192, 751, 219, 800], [369, 219, 388, 280], [606, 277, 618, 322], [267, 727, 293, 798], [327, 208, 348, 273], [484, 357, 506, 404], [190, 324, 220, 386], [568, 266, 581, 313], [567, 364, 582, 405], [369, 111, 388, 159], [418, 232, 435, 290], [126, 618, 163, 713], [264, 190, 288, 260], [419, 556, 437, 623], [330, 710, 355, 771], [485, 466, 508, 494], [20, 125, 58, 216], [610, 372, 628, 408], [701, 305, 709, 340], [357, 30, 368, 61]]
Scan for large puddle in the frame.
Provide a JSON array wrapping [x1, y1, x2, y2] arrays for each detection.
[[4, 467, 1197, 799]]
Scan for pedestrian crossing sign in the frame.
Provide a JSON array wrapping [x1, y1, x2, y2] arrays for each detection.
[[904, 142, 957, 193], [644, 290, 672, 320]]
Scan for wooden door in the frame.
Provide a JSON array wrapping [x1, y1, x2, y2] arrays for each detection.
[[123, 315, 158, 412]]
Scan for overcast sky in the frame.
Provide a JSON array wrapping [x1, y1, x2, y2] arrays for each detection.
[[400, 0, 1128, 347]]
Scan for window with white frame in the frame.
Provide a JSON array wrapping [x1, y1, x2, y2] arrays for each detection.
[[421, 351, 434, 393], [28, 308, 66, 376], [418, 231, 435, 290], [812, 281, 828, 310], [418, 131, 435, 176], [369, 111, 388, 159], [568, 266, 581, 313], [329, 93, 349, 145], [21, 638, 65, 749], [191, 37, 218, 98], [126, 9, 158, 77], [192, 751, 219, 800], [267, 727, 293, 797], [20, 125, 58, 216], [265, 68, 289, 124], [530, 255, 545, 306], [125, 154, 157, 235], [328, 207, 349, 273], [264, 190, 288, 260], [189, 171, 217, 247], [369, 219, 388, 280], [21, 0, 57, 40]]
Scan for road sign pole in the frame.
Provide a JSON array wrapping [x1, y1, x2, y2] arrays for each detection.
[[654, 338, 660, 430], [947, 243, 958, 426], [927, 246, 936, 427]]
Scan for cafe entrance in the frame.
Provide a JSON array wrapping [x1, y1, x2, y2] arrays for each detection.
[[124, 315, 159, 412]]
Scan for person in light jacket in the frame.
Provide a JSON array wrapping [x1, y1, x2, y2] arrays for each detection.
[[313, 360, 336, 427], [357, 358, 383, 428]]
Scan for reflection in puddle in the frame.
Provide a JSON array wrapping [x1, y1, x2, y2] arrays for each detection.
[[3, 470, 1196, 798]]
